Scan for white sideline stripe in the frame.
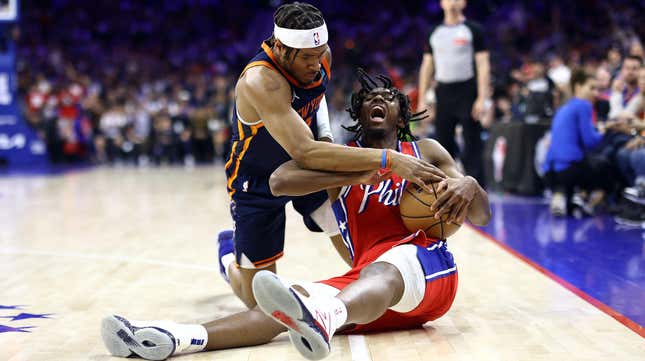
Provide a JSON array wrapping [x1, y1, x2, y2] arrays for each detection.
[[0, 247, 213, 271], [425, 266, 457, 280], [348, 334, 372, 361]]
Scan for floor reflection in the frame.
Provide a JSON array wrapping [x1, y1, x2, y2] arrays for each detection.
[[479, 193, 645, 328]]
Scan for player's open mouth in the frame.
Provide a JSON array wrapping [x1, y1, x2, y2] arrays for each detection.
[[369, 105, 386, 123]]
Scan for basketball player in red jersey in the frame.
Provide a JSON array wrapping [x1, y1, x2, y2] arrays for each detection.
[[101, 70, 490, 361], [217, 2, 446, 310]]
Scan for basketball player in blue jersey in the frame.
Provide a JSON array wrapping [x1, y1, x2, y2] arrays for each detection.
[[218, 2, 446, 309]]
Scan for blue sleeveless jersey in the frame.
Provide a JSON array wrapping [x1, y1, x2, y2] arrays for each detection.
[[226, 42, 331, 196]]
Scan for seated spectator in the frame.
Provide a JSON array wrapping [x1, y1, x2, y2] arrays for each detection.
[[613, 66, 645, 225], [542, 69, 619, 216], [594, 66, 612, 122], [617, 66, 644, 125], [614, 136, 645, 226], [609, 55, 642, 120]]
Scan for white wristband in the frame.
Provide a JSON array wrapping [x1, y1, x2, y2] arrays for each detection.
[[316, 95, 333, 141]]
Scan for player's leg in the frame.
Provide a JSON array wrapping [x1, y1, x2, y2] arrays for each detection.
[[329, 234, 351, 266], [335, 262, 404, 324], [229, 263, 277, 308], [101, 308, 287, 360], [251, 258, 405, 359], [251, 262, 403, 360], [253, 240, 457, 360], [221, 195, 288, 308]]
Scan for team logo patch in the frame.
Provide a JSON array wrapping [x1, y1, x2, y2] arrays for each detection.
[[313, 32, 320, 46]]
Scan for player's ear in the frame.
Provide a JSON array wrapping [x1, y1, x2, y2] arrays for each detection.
[[274, 39, 285, 54]]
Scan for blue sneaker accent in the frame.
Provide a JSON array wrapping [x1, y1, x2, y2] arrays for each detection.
[[252, 271, 332, 360], [101, 315, 176, 360], [217, 230, 235, 283]]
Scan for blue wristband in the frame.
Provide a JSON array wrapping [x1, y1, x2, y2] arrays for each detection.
[[381, 149, 387, 168]]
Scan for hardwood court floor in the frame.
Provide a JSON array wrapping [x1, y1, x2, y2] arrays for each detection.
[[1, 166, 643, 361]]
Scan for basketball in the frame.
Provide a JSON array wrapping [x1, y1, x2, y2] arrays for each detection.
[[399, 183, 462, 239]]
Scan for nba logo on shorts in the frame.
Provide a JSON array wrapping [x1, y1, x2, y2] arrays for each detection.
[[313, 32, 320, 45]]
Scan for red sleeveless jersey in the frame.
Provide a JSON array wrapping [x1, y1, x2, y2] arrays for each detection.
[[331, 140, 423, 266]]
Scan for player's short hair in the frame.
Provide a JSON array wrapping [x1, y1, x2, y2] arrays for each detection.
[[345, 68, 427, 142], [267, 2, 325, 60]]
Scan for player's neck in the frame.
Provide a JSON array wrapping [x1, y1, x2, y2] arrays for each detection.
[[444, 13, 464, 25], [362, 135, 398, 151]]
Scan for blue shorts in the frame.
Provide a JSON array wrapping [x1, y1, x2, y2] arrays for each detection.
[[229, 175, 327, 268]]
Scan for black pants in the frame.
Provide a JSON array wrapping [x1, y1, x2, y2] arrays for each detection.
[[435, 80, 483, 184], [547, 157, 614, 204]]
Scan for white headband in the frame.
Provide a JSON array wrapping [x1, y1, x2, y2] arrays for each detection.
[[273, 23, 328, 49]]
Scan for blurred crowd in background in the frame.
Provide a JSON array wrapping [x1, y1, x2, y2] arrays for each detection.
[[16, 0, 644, 181]]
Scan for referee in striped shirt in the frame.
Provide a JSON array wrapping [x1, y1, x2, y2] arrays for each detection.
[[417, 0, 491, 184]]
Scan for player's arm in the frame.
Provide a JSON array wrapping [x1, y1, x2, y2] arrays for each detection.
[[471, 20, 491, 121], [269, 160, 387, 197], [417, 52, 434, 113], [416, 139, 491, 226], [475, 51, 491, 101], [239, 67, 444, 187]]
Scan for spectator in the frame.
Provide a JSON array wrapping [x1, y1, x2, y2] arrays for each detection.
[[605, 46, 623, 79], [615, 67, 645, 188], [524, 60, 557, 123], [547, 54, 571, 94], [609, 55, 643, 120], [594, 66, 612, 122], [543, 69, 616, 216]]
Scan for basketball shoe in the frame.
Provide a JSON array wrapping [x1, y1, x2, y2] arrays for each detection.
[[101, 315, 207, 360], [252, 271, 347, 361]]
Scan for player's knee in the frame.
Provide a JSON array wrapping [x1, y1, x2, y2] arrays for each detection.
[[230, 268, 260, 308], [360, 262, 403, 289]]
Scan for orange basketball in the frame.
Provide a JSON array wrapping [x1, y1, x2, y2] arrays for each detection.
[[399, 183, 462, 239]]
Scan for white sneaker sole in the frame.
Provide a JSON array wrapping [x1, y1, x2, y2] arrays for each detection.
[[252, 271, 331, 360], [101, 315, 176, 360]]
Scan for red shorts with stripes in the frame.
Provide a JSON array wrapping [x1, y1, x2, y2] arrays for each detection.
[[319, 233, 458, 333]]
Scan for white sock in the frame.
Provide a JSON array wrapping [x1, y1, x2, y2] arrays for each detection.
[[129, 320, 208, 355], [221, 253, 235, 279], [327, 297, 348, 335], [294, 289, 348, 339]]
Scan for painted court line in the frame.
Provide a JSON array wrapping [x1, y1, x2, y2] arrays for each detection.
[[3, 246, 374, 360], [348, 334, 372, 361], [0, 247, 213, 271]]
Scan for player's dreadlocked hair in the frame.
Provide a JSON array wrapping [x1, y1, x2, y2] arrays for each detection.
[[267, 2, 325, 61], [344, 68, 428, 141]]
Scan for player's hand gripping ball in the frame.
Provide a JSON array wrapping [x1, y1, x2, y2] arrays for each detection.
[[400, 183, 461, 239]]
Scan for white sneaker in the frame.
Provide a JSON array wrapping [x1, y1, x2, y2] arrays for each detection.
[[101, 315, 176, 360], [550, 192, 567, 216], [252, 271, 343, 361], [624, 186, 645, 205]]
